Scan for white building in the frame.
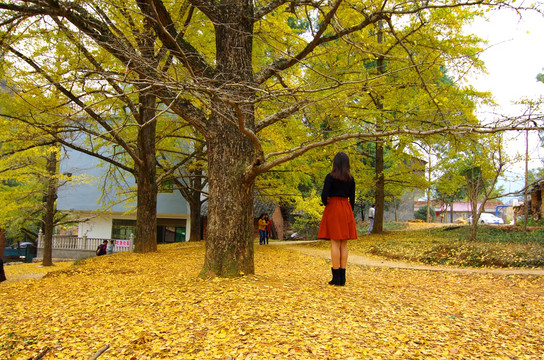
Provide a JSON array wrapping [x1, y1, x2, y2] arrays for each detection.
[[41, 147, 191, 259]]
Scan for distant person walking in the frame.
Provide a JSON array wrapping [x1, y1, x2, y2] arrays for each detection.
[[317, 152, 357, 286], [368, 204, 375, 234], [264, 214, 271, 244], [258, 214, 268, 245]]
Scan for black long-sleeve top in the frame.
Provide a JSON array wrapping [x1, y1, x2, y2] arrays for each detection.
[[320, 173, 355, 209]]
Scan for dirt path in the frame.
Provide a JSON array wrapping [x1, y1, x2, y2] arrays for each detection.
[[276, 243, 544, 276]]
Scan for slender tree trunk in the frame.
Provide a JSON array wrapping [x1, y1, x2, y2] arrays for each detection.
[[188, 165, 205, 242], [468, 173, 479, 241], [42, 148, 58, 266], [0, 228, 5, 261], [374, 143, 385, 233], [373, 21, 385, 234], [0, 228, 5, 282], [175, 168, 204, 242], [202, 0, 256, 276], [188, 175, 202, 242], [189, 205, 201, 242], [426, 152, 432, 222], [134, 91, 158, 253]]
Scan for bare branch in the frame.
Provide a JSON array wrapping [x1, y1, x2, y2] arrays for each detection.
[[7, 46, 140, 159], [255, 100, 311, 132]]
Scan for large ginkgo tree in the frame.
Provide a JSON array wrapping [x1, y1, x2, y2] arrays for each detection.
[[1, 0, 538, 277]]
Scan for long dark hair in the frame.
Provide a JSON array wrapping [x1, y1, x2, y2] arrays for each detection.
[[330, 152, 352, 182]]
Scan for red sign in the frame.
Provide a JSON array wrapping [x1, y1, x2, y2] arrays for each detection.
[[115, 240, 131, 248]]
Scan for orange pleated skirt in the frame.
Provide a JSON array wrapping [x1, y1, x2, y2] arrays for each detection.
[[317, 197, 357, 240]]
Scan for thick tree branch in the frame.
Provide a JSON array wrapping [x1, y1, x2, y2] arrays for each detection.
[[255, 100, 310, 132], [249, 120, 544, 178], [140, 0, 215, 79], [254, 0, 289, 19], [155, 88, 209, 135], [255, 0, 343, 84]]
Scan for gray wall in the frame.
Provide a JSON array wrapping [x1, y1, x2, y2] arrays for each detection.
[[57, 148, 188, 214]]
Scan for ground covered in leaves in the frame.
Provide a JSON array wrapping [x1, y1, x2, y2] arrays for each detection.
[[1, 241, 543, 359], [317, 224, 544, 268]]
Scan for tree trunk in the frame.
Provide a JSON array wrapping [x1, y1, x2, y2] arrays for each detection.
[[42, 148, 58, 266], [372, 21, 385, 234], [373, 143, 385, 233], [0, 228, 5, 261], [201, 1, 256, 276], [203, 130, 255, 276], [133, 91, 158, 253], [0, 228, 5, 282], [189, 205, 201, 242], [187, 178, 202, 242], [175, 168, 204, 242]]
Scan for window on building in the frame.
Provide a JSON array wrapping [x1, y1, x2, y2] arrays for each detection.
[[112, 219, 136, 240], [157, 226, 186, 243]]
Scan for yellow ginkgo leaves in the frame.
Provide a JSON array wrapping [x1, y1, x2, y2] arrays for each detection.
[[1, 242, 543, 359]]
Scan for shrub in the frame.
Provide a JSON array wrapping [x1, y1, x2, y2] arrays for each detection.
[[414, 205, 436, 222]]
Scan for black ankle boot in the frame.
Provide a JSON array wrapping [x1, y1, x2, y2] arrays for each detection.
[[337, 268, 346, 286], [328, 268, 339, 285]]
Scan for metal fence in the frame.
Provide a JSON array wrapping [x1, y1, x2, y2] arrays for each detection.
[[37, 230, 134, 253]]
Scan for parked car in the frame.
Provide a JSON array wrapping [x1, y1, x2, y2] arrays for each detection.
[[3, 242, 37, 263], [468, 213, 504, 225], [5, 242, 34, 249], [18, 242, 35, 248]]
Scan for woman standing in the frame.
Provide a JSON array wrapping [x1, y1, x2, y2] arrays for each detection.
[[318, 152, 357, 286]]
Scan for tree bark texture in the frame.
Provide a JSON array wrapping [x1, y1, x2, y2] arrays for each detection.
[[201, 1, 257, 276], [203, 128, 255, 276], [133, 91, 158, 253]]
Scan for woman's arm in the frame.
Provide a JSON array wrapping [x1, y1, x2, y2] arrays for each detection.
[[321, 174, 332, 206]]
